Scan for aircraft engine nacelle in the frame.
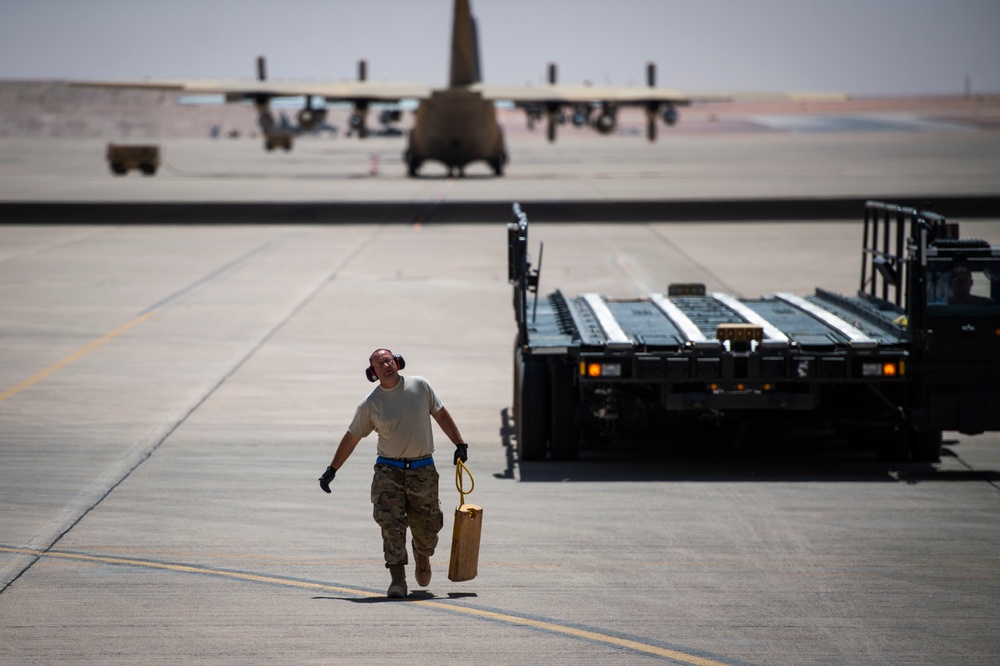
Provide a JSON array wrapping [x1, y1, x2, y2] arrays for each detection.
[[349, 109, 369, 138], [254, 97, 279, 136], [297, 107, 327, 132], [662, 104, 678, 126], [379, 109, 402, 125], [544, 102, 562, 142], [350, 112, 364, 130], [571, 104, 591, 128], [593, 111, 616, 135], [256, 108, 276, 133]]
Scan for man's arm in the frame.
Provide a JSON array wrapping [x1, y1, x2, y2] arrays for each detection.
[[433, 406, 469, 464], [319, 431, 362, 493], [432, 406, 464, 445], [330, 431, 362, 470]]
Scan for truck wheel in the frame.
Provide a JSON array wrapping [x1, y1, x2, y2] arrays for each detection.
[[110, 163, 127, 176], [910, 429, 942, 463], [139, 163, 157, 176], [549, 361, 580, 460], [517, 352, 548, 461]]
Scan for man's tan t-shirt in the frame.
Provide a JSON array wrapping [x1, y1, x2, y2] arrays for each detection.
[[348, 375, 443, 459]]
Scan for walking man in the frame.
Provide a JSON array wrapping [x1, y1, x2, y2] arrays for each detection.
[[318, 348, 469, 598]]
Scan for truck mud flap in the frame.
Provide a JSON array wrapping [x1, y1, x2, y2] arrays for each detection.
[[516, 354, 548, 461], [549, 361, 580, 460]]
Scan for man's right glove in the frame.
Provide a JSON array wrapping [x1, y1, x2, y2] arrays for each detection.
[[318, 466, 336, 493], [454, 443, 469, 465]]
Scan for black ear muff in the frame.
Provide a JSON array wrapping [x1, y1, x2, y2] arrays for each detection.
[[366, 353, 405, 382]]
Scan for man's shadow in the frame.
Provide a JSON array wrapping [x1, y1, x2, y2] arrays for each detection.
[[314, 591, 478, 603]]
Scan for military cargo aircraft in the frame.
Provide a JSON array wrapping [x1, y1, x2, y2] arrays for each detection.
[[72, 0, 846, 177]]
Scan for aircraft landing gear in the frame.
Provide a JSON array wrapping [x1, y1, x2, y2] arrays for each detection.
[[264, 135, 292, 152], [405, 150, 422, 178], [489, 152, 507, 176]]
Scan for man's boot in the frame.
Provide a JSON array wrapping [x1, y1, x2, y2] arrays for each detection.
[[387, 564, 407, 599], [414, 552, 431, 587]]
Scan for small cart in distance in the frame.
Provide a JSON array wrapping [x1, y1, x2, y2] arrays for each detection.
[[106, 143, 160, 176]]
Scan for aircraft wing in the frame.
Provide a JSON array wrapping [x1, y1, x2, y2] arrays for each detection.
[[474, 80, 848, 143], [476, 84, 726, 106], [474, 83, 848, 106], [70, 78, 433, 102], [72, 78, 846, 105]]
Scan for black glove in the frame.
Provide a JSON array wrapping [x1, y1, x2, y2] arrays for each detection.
[[318, 466, 336, 493], [454, 443, 469, 465]]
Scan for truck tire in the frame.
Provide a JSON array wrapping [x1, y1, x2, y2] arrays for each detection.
[[139, 163, 157, 176], [549, 361, 580, 460], [910, 429, 943, 463], [110, 163, 127, 176], [517, 352, 548, 461]]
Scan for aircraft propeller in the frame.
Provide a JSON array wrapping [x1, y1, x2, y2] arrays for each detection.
[[546, 62, 559, 143], [350, 59, 370, 138], [252, 55, 277, 137], [645, 61, 658, 142]]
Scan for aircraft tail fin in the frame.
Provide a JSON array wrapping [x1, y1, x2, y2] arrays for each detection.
[[449, 0, 481, 86]]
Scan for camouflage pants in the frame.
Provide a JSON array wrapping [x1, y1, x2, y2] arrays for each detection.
[[371, 463, 444, 568]]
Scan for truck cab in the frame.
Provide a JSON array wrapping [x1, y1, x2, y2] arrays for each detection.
[[917, 240, 1000, 435]]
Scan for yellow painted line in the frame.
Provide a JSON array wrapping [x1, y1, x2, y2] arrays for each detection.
[[0, 312, 154, 403], [411, 603, 731, 665], [0, 546, 731, 665], [0, 546, 366, 598]]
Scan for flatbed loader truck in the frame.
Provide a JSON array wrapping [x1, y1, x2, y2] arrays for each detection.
[[509, 201, 1000, 462]]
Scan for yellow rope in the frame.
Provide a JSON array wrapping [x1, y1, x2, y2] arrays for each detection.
[[455, 458, 475, 506]]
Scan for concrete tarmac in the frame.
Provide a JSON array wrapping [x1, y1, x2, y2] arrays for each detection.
[[1, 218, 999, 665], [2, 127, 999, 219]]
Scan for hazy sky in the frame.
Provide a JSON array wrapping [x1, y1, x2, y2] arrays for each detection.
[[2, 0, 998, 96]]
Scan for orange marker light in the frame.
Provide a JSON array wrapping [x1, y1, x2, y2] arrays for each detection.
[[588, 363, 602, 377], [882, 362, 897, 377]]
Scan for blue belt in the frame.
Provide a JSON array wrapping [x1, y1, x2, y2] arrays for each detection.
[[376, 456, 434, 470]]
